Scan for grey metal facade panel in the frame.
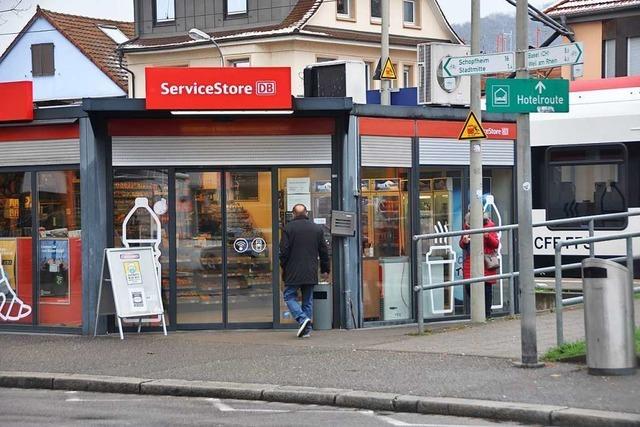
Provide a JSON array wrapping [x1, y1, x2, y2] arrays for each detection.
[[419, 138, 514, 166], [361, 136, 412, 167], [140, 0, 293, 36], [112, 135, 331, 166], [0, 139, 80, 166]]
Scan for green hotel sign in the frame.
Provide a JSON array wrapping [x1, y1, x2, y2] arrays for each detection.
[[486, 78, 569, 113]]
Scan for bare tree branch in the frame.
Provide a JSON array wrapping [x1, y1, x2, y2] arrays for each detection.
[[0, 0, 28, 14]]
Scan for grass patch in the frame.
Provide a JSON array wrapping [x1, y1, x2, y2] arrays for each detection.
[[543, 328, 640, 362]]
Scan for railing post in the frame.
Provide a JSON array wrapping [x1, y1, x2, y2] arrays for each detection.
[[588, 219, 595, 258], [554, 244, 564, 346], [508, 229, 515, 316], [626, 237, 634, 291], [416, 239, 424, 334]]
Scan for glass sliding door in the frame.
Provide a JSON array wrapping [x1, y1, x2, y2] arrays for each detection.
[[225, 170, 273, 324], [175, 171, 223, 324]]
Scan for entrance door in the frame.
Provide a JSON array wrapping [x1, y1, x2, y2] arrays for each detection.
[[174, 170, 273, 327]]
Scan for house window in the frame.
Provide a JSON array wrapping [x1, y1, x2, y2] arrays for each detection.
[[628, 37, 640, 76], [31, 43, 54, 77], [229, 58, 250, 67], [337, 0, 352, 17], [98, 25, 129, 44], [316, 57, 336, 63], [403, 65, 412, 88], [371, 0, 381, 19], [603, 39, 616, 78], [227, 0, 247, 16], [403, 0, 415, 24], [364, 62, 372, 91], [155, 0, 175, 23]]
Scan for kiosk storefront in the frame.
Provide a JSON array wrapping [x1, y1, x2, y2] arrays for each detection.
[[0, 81, 84, 332]]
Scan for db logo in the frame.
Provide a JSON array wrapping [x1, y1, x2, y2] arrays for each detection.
[[256, 80, 276, 95]]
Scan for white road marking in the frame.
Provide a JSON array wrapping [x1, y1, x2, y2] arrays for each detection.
[[371, 413, 499, 427], [64, 391, 78, 394], [208, 398, 289, 413], [66, 398, 149, 402]]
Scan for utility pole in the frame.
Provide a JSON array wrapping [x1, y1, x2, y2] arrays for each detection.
[[380, 0, 390, 105], [469, 0, 485, 323], [515, 0, 541, 367]]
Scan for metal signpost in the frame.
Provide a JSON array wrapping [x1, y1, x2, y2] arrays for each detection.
[[442, 52, 515, 77], [526, 42, 583, 70], [486, 78, 569, 113]]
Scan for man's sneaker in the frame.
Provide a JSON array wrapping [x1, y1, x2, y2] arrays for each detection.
[[297, 318, 311, 338], [302, 322, 313, 338]]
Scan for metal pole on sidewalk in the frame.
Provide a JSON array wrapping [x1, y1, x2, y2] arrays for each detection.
[[469, 0, 485, 323], [380, 0, 390, 106], [515, 0, 542, 367]]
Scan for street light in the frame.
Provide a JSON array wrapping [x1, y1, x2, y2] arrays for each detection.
[[188, 28, 225, 66]]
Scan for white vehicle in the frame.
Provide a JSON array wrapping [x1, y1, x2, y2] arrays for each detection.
[[530, 76, 640, 275]]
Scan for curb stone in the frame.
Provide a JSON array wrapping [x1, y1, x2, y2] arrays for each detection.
[[1, 371, 639, 426]]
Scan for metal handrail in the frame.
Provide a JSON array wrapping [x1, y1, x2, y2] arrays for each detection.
[[413, 210, 640, 346]]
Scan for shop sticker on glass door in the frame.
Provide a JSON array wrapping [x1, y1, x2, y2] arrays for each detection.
[[123, 261, 143, 285], [251, 238, 267, 253], [234, 238, 249, 253]]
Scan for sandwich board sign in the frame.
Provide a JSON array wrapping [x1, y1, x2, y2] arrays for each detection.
[[94, 247, 167, 339]]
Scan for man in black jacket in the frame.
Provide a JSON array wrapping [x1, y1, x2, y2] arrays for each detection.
[[279, 204, 330, 338]]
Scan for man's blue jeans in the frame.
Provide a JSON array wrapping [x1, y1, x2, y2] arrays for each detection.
[[283, 285, 313, 325]]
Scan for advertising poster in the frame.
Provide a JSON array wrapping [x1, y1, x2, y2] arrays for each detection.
[[123, 260, 143, 285], [0, 239, 17, 293], [39, 239, 69, 303]]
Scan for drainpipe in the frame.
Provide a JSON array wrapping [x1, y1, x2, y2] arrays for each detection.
[[117, 39, 138, 98]]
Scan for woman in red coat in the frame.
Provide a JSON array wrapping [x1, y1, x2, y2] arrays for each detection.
[[459, 213, 500, 318]]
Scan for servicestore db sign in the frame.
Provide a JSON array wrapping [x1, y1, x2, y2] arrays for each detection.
[[145, 67, 292, 110]]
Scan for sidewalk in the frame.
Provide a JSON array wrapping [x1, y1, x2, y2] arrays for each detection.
[[1, 300, 638, 416]]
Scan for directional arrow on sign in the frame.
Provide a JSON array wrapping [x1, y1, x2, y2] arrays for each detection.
[[442, 52, 515, 77], [526, 42, 584, 71], [535, 81, 546, 94]]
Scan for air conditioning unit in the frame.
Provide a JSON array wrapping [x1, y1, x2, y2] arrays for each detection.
[[418, 42, 470, 106], [303, 60, 366, 104]]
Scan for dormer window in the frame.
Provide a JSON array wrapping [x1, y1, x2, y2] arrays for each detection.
[[154, 0, 175, 23], [227, 0, 247, 16]]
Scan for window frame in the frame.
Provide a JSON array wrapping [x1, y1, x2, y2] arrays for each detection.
[[603, 39, 616, 78], [545, 143, 628, 231], [30, 43, 55, 77], [153, 0, 176, 24], [225, 0, 248, 18], [370, 0, 381, 21], [627, 36, 640, 76], [403, 0, 416, 25], [228, 57, 251, 67], [402, 65, 412, 88]]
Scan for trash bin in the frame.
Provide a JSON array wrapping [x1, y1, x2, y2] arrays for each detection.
[[582, 258, 636, 376], [313, 283, 332, 330]]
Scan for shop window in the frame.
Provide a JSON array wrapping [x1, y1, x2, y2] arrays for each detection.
[[370, 0, 381, 19], [546, 145, 627, 229], [628, 37, 640, 76], [277, 168, 332, 324], [113, 169, 170, 323], [154, 0, 175, 23], [31, 43, 54, 77], [37, 170, 82, 327], [0, 172, 33, 325], [226, 0, 247, 16], [603, 39, 616, 78], [403, 0, 415, 25], [361, 168, 411, 322]]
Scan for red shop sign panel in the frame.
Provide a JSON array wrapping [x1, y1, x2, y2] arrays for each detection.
[[0, 81, 33, 122], [145, 67, 292, 110]]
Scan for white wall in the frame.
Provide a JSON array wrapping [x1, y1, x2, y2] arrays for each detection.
[[0, 17, 125, 101]]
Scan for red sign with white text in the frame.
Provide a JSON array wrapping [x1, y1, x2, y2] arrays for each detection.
[[145, 67, 292, 110], [0, 81, 33, 122]]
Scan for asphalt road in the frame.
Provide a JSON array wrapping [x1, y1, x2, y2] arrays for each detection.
[[0, 388, 536, 427]]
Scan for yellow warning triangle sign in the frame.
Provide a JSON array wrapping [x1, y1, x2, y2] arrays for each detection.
[[458, 111, 487, 140], [381, 57, 397, 80]]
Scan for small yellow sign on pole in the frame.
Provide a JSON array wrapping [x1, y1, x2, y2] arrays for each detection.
[[381, 58, 397, 80], [458, 111, 487, 140]]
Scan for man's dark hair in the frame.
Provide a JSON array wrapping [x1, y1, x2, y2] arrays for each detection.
[[292, 204, 308, 218]]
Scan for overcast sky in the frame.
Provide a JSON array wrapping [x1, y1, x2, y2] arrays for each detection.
[[0, 0, 554, 55]]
